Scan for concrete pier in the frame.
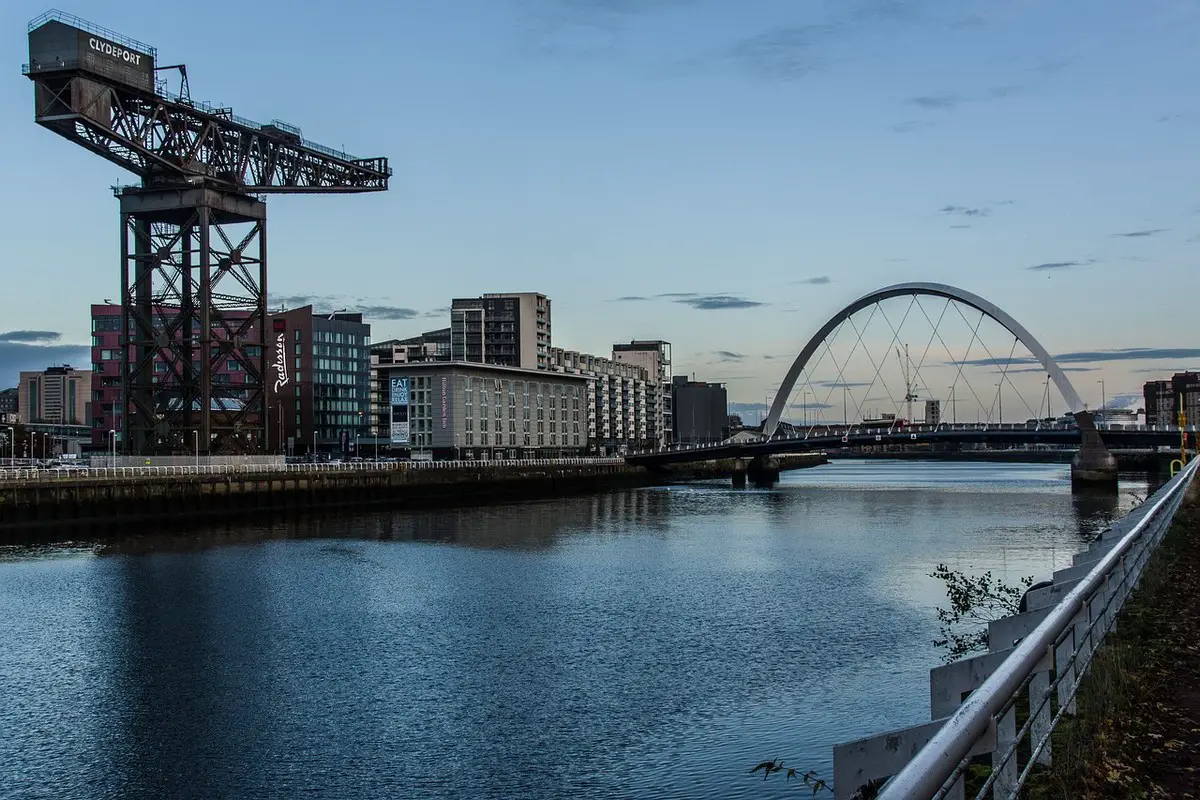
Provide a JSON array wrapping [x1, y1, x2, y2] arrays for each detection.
[[1070, 410, 1119, 487]]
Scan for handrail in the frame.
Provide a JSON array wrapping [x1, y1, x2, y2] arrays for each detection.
[[876, 456, 1199, 800]]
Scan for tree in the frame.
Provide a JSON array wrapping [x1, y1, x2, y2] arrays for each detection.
[[930, 564, 1034, 663]]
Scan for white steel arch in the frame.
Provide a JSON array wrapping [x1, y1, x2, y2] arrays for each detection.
[[763, 282, 1086, 438]]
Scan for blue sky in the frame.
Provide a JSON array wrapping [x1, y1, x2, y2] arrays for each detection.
[[2, 0, 1199, 417]]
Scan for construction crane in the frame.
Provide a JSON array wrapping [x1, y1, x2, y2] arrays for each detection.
[[896, 344, 919, 423], [24, 10, 391, 455]]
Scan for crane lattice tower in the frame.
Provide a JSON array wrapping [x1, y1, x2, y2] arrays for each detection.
[[24, 10, 390, 455]]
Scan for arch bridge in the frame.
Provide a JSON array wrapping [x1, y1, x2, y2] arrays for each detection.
[[634, 282, 1128, 485]]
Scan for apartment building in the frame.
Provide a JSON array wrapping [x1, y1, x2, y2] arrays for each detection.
[[1144, 371, 1200, 426], [450, 292, 551, 371]]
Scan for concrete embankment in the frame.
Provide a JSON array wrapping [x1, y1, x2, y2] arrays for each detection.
[[0, 453, 829, 539], [826, 449, 1174, 469], [0, 463, 655, 537]]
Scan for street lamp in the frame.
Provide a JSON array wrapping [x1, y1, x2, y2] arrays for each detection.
[[3, 426, 13, 464], [193, 430, 199, 467], [995, 382, 1003, 425], [1097, 379, 1106, 420], [108, 429, 116, 466], [947, 385, 956, 425], [802, 389, 809, 428]]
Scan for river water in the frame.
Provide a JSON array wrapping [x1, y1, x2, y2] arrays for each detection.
[[0, 461, 1152, 799]]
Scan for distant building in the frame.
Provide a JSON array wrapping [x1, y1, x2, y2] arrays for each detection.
[[0, 387, 17, 423], [372, 328, 452, 365], [1143, 371, 1200, 426], [450, 292, 551, 371], [373, 361, 587, 459], [925, 399, 941, 426], [671, 376, 727, 445], [18, 365, 91, 425], [266, 306, 371, 456]]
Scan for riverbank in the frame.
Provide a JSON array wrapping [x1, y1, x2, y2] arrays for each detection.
[[0, 453, 828, 541], [1025, 480, 1200, 799]]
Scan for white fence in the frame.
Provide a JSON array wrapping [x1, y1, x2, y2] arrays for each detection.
[[0, 458, 628, 483], [835, 457, 1199, 800]]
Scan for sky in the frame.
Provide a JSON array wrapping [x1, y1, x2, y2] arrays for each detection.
[[1, 0, 1199, 419]]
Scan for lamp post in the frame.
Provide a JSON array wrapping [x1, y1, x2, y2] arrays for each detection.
[[4, 426, 13, 464], [357, 410, 364, 460], [1098, 379, 1106, 421], [995, 382, 1003, 425], [843, 385, 849, 426], [108, 429, 116, 466], [948, 385, 956, 425], [193, 430, 199, 468], [802, 390, 809, 429]]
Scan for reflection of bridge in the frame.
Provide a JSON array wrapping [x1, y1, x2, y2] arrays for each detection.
[[627, 423, 1196, 467], [630, 282, 1193, 485]]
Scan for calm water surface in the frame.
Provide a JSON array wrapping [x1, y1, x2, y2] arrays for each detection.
[[0, 461, 1151, 799]]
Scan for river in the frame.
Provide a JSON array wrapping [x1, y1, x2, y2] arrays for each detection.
[[0, 461, 1153, 799]]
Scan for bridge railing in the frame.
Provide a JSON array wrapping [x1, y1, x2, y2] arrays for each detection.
[[0, 457, 626, 483], [840, 456, 1199, 800]]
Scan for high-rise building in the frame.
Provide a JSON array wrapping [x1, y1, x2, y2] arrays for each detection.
[[925, 399, 942, 426], [671, 376, 727, 445], [450, 292, 551, 371], [612, 340, 672, 446], [266, 306, 371, 456], [547, 347, 657, 454], [1143, 372, 1200, 427], [18, 365, 91, 425]]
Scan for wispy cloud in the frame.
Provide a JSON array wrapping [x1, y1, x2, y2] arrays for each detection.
[[940, 205, 991, 218], [517, 0, 697, 58], [792, 275, 831, 285], [724, 25, 831, 81], [0, 330, 61, 344], [713, 350, 746, 362], [424, 306, 451, 319], [357, 305, 420, 321], [949, 224, 972, 229], [956, 347, 1200, 367], [612, 295, 650, 302], [273, 294, 419, 320], [1111, 229, 1167, 238], [907, 93, 964, 110], [677, 295, 766, 310], [1027, 261, 1082, 272], [656, 292, 698, 298]]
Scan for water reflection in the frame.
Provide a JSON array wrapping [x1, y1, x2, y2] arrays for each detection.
[[0, 461, 1156, 800]]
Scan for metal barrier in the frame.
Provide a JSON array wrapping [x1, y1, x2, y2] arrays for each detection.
[[845, 457, 1199, 800], [0, 458, 627, 483]]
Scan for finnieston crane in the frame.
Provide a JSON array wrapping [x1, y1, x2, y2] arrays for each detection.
[[23, 10, 391, 455]]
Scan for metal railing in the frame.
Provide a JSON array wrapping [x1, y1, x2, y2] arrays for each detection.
[[631, 422, 1199, 456], [871, 456, 1198, 800], [0, 458, 626, 483]]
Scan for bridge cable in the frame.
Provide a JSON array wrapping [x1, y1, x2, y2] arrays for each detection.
[[926, 306, 993, 422], [944, 301, 1042, 422], [906, 296, 954, 418], [808, 305, 883, 426], [843, 296, 916, 425]]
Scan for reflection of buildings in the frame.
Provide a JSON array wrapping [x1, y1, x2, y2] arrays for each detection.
[[1143, 371, 1200, 426]]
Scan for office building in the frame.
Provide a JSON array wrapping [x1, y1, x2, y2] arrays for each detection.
[[373, 361, 587, 459], [612, 340, 673, 446], [266, 306, 371, 456], [18, 365, 91, 426], [450, 292, 551, 370], [1143, 371, 1200, 427], [671, 376, 727, 445]]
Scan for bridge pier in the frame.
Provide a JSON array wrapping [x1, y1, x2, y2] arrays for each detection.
[[747, 455, 780, 488], [731, 458, 748, 488], [1070, 410, 1118, 488]]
